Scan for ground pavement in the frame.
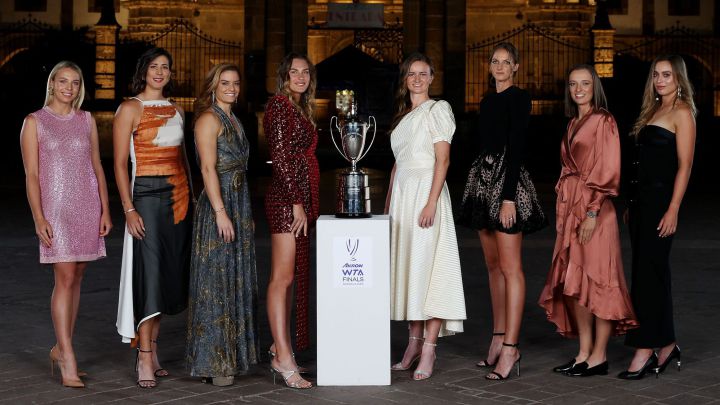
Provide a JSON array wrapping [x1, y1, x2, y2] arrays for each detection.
[[1, 171, 719, 404]]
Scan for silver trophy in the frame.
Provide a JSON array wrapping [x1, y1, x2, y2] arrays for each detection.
[[330, 90, 376, 218]]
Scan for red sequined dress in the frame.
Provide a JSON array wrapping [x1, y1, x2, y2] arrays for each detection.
[[263, 94, 320, 350]]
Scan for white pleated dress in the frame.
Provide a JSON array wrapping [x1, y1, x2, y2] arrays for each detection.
[[389, 99, 466, 336]]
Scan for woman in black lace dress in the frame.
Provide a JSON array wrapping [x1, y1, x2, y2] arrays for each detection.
[[457, 42, 546, 380]]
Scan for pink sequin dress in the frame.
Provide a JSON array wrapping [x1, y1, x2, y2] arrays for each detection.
[[32, 106, 106, 263]]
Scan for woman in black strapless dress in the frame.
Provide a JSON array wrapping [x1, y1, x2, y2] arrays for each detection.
[[618, 55, 697, 380]]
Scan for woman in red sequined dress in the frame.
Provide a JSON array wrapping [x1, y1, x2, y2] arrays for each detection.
[[263, 52, 319, 389]]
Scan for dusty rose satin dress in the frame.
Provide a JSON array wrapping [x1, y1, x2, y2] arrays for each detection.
[[538, 111, 638, 337]]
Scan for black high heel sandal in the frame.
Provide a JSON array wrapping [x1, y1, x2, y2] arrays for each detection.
[[485, 342, 521, 380], [656, 345, 681, 374], [135, 348, 157, 389], [151, 339, 169, 377], [617, 353, 658, 380], [476, 332, 504, 368]]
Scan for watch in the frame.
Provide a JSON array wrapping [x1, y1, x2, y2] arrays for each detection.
[[586, 211, 598, 218]]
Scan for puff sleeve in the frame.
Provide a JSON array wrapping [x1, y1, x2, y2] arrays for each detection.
[[426, 100, 456, 144]]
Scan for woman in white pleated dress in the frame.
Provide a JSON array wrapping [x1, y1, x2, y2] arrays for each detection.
[[384, 52, 466, 381]]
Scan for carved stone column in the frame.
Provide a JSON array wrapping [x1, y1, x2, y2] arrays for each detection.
[[94, 0, 120, 100], [592, 2, 615, 78]]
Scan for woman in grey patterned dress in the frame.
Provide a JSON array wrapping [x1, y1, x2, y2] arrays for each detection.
[[186, 64, 259, 386]]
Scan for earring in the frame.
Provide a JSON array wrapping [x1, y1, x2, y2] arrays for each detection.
[[677, 87, 682, 98], [655, 94, 659, 101], [211, 91, 215, 104], [48, 87, 54, 95]]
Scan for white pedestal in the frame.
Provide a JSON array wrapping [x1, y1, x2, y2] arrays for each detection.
[[316, 215, 391, 386]]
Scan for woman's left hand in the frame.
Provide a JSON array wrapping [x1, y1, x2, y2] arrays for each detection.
[[499, 201, 516, 229], [99, 212, 113, 237], [657, 208, 678, 237], [577, 217, 597, 244], [418, 203, 437, 228]]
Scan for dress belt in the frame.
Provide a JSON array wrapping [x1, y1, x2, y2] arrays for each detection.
[[397, 159, 435, 169]]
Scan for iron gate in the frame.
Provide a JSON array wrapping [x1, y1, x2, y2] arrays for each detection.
[[117, 19, 243, 111], [466, 23, 592, 113]]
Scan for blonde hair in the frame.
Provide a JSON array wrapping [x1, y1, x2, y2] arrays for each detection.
[[195, 63, 241, 124], [275, 52, 317, 126], [631, 54, 697, 136], [44, 61, 85, 110]]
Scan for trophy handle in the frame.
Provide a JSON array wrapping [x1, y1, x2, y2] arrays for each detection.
[[329, 116, 351, 163], [357, 115, 377, 162]]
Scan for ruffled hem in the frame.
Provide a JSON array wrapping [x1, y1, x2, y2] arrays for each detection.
[[456, 202, 546, 235], [539, 260, 638, 338], [457, 153, 547, 235], [391, 316, 464, 337]]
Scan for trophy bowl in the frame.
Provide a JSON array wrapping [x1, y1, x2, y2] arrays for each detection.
[[330, 113, 376, 218]]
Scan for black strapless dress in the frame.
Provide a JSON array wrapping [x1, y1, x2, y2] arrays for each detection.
[[625, 125, 678, 348]]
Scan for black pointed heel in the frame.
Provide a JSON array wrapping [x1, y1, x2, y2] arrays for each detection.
[[618, 353, 658, 380], [656, 345, 681, 374]]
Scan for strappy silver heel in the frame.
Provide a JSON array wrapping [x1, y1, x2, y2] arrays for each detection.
[[391, 336, 424, 371]]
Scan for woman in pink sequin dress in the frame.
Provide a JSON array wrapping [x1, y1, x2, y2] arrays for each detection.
[[20, 61, 112, 388]]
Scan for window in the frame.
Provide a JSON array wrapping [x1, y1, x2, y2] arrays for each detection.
[[88, 0, 120, 13], [15, 0, 46, 12], [606, 0, 628, 15], [668, 0, 700, 16]]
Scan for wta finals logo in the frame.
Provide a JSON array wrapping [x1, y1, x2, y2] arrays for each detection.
[[333, 236, 372, 287], [346, 238, 359, 261]]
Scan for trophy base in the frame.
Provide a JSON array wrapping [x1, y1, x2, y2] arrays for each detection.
[[335, 212, 372, 219], [336, 169, 372, 219]]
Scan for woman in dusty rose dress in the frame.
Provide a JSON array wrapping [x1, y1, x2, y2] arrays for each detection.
[[20, 61, 112, 388], [538, 64, 637, 377]]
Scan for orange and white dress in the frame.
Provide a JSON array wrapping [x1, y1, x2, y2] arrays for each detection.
[[116, 98, 192, 343]]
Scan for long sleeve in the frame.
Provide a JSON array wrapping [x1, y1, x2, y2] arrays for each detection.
[[264, 96, 303, 205], [586, 113, 621, 212], [501, 88, 531, 201]]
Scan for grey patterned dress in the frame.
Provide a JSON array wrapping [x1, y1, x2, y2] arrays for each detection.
[[186, 105, 259, 377]]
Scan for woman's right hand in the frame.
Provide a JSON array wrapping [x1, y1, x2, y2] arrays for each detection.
[[34, 217, 53, 248], [291, 203, 307, 237], [125, 210, 145, 239], [216, 210, 235, 243]]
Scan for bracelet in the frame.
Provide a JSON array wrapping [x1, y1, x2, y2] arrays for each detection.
[[502, 200, 516, 205], [215, 207, 226, 213], [124, 208, 136, 214]]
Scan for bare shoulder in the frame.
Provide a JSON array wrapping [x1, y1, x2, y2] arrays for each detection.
[[115, 98, 142, 117], [673, 102, 695, 123], [195, 110, 220, 130]]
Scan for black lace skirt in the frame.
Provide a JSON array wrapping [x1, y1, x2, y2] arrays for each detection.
[[457, 152, 547, 235]]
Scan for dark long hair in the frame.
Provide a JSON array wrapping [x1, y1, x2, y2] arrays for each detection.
[[564, 64, 608, 118], [391, 52, 435, 130], [132, 47, 174, 97], [195, 63, 241, 124], [275, 52, 317, 125]]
